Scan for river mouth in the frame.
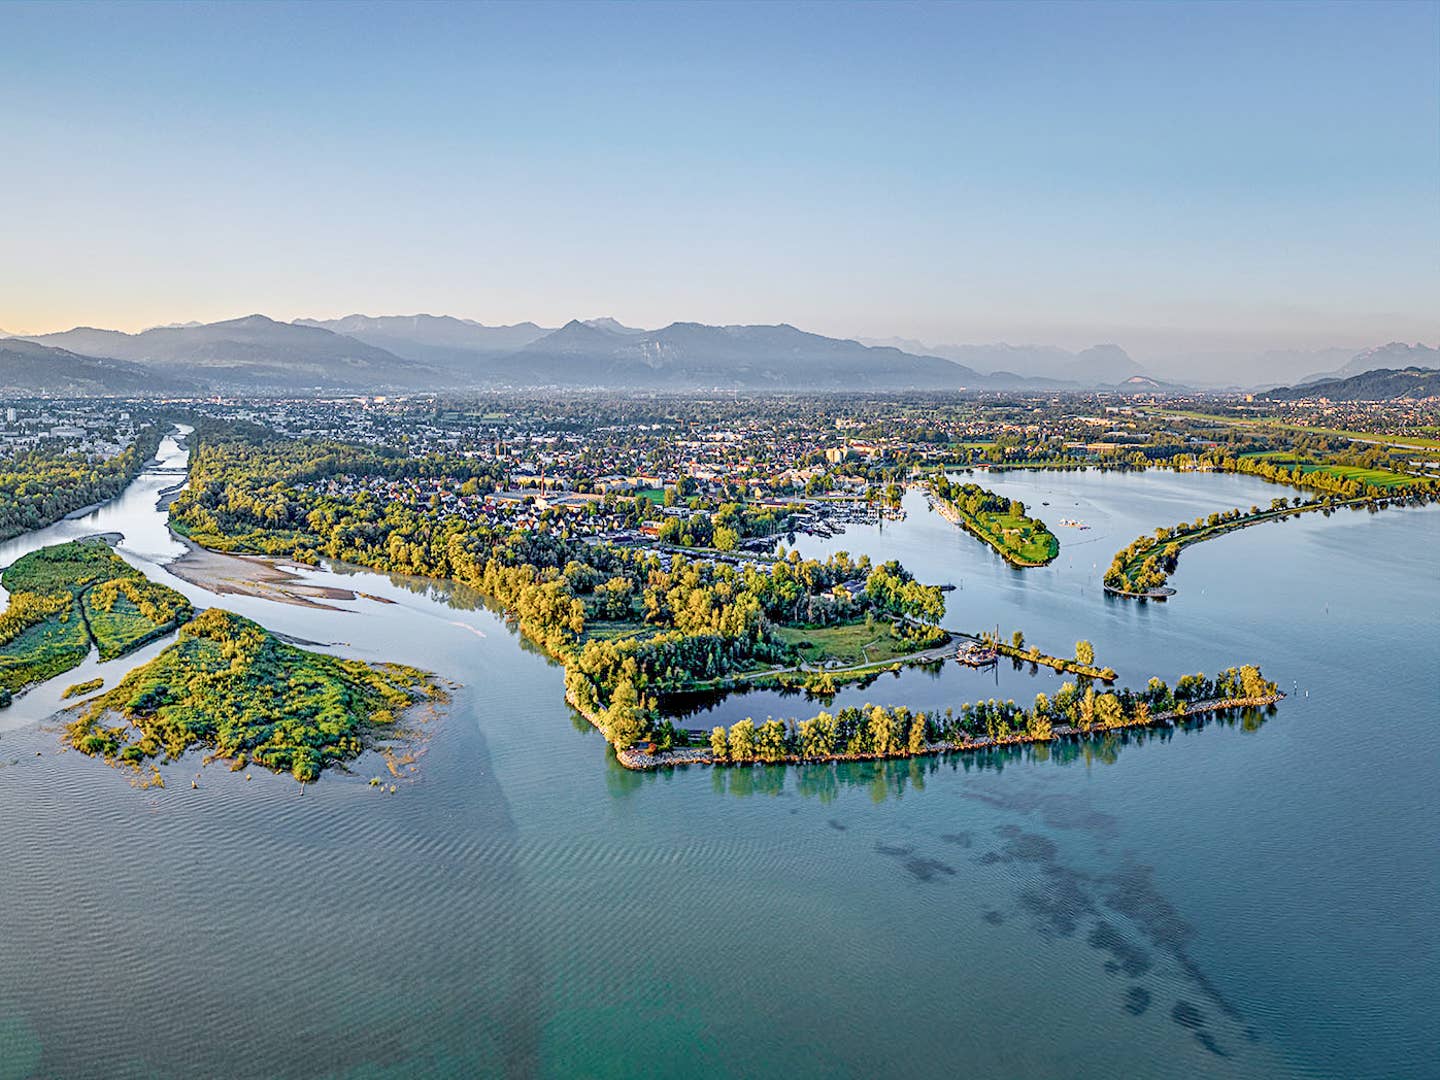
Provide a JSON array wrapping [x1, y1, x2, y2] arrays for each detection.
[[1, 434, 1436, 1078]]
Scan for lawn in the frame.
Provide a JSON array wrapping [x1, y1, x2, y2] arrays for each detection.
[[773, 622, 918, 667], [971, 508, 1061, 565], [1152, 410, 1440, 451]]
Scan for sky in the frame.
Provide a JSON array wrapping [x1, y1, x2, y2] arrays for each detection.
[[1, 0, 1436, 378]]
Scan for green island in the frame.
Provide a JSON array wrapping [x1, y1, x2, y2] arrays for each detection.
[[927, 475, 1059, 567], [61, 677, 105, 700], [64, 609, 440, 784], [1104, 494, 1396, 597], [0, 539, 192, 694], [688, 665, 1280, 768]]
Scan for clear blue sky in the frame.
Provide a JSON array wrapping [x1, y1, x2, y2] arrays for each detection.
[[2, 0, 1435, 370]]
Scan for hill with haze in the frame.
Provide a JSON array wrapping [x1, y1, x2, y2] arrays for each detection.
[[295, 314, 551, 370], [0, 338, 191, 394], [857, 338, 1148, 384], [489, 320, 986, 389], [1296, 342, 1440, 385], [1266, 365, 1439, 402], [21, 315, 429, 389]]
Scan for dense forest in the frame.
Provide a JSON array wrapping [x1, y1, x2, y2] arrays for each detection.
[[0, 424, 164, 541]]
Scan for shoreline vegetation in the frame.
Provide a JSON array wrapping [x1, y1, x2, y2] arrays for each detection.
[[927, 475, 1059, 567], [0, 423, 165, 544], [590, 667, 1283, 770], [63, 609, 442, 784], [0, 539, 441, 783], [1103, 493, 1406, 597], [160, 423, 1298, 774]]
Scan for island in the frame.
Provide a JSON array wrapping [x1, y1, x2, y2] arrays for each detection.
[[1102, 493, 1405, 597], [0, 539, 441, 783], [927, 475, 1059, 567], [64, 609, 439, 784]]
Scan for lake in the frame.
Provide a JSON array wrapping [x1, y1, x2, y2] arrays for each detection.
[[0, 439, 1435, 1079]]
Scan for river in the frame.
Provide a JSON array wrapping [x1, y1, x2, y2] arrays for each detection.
[[0, 437, 1434, 1079]]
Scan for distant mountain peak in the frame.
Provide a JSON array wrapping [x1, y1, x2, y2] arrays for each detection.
[[581, 316, 646, 335]]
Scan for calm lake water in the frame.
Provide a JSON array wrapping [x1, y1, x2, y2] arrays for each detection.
[[0, 441, 1435, 1079]]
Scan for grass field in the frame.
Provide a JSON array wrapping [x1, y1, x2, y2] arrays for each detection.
[[975, 508, 1061, 564], [1238, 451, 1416, 489], [581, 620, 657, 643], [0, 605, 90, 693], [773, 623, 917, 667], [634, 488, 666, 505]]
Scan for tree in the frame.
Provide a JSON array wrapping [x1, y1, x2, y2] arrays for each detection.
[[1075, 640, 1095, 667], [1095, 693, 1123, 728], [728, 719, 756, 762], [604, 677, 646, 749], [907, 711, 928, 753], [709, 726, 728, 760], [1011, 629, 1025, 650], [756, 720, 788, 762]]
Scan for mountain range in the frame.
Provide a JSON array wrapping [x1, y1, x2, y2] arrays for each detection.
[[0, 338, 190, 395], [1295, 342, 1440, 385], [19, 315, 424, 389], [0, 314, 1432, 397], [0, 315, 1062, 393]]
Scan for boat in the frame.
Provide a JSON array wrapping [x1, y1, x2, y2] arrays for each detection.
[[955, 642, 998, 667]]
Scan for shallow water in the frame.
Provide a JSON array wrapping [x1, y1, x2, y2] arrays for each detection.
[[0, 445, 1435, 1078]]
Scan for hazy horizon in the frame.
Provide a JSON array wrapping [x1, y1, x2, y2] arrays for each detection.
[[2, 0, 1437, 381]]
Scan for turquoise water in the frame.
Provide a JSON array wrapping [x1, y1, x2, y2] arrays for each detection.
[[0, 445, 1435, 1078]]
